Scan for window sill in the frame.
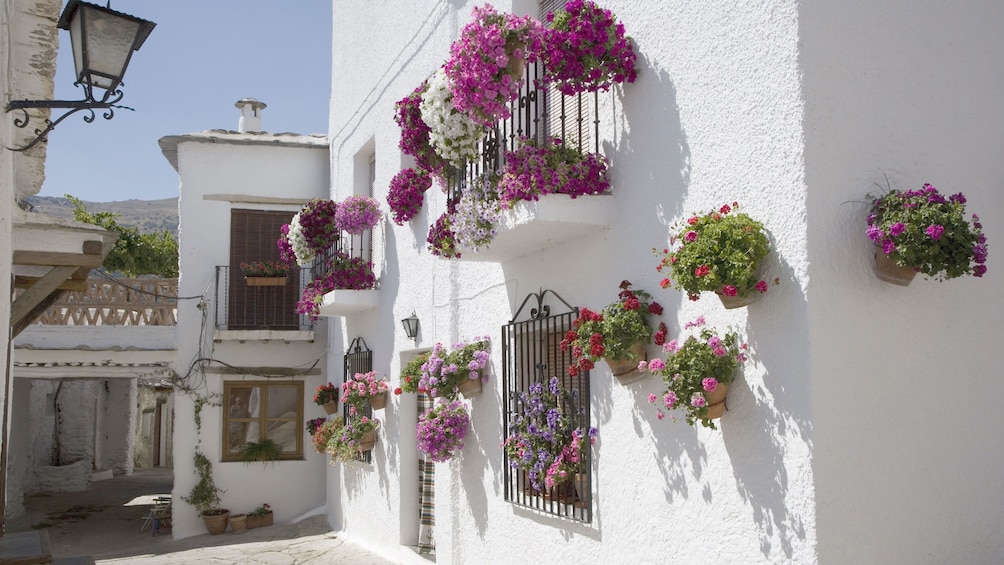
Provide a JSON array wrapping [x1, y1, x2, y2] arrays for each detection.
[[455, 193, 613, 262], [214, 329, 315, 343], [316, 289, 380, 317]]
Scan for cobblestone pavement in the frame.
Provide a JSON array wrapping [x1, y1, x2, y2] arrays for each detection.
[[4, 468, 396, 564]]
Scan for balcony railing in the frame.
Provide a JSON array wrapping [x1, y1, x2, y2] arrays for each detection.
[[25, 278, 178, 326], [448, 59, 602, 202], [309, 229, 374, 283], [214, 266, 313, 331]]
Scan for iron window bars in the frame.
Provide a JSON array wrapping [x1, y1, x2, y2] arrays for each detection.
[[343, 336, 375, 464]]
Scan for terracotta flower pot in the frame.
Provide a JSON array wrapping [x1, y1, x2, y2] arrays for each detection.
[[228, 514, 247, 534], [246, 511, 273, 529], [606, 342, 648, 384], [458, 375, 483, 398], [715, 291, 758, 309], [321, 400, 338, 415], [873, 249, 917, 286], [357, 430, 377, 452], [368, 391, 388, 410], [201, 509, 230, 535], [245, 276, 287, 287], [704, 383, 730, 419]]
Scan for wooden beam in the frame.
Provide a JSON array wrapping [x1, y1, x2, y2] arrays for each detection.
[[12, 251, 103, 268], [13, 276, 88, 291], [203, 365, 322, 377], [10, 266, 77, 336]]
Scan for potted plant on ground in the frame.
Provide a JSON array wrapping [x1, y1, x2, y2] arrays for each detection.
[[228, 513, 247, 534], [503, 377, 597, 499], [313, 382, 339, 415], [240, 261, 289, 286], [327, 416, 381, 463], [561, 281, 662, 383], [539, 0, 638, 95], [341, 371, 390, 412], [642, 316, 747, 430], [246, 503, 273, 529], [416, 400, 470, 462], [657, 202, 773, 308], [445, 4, 542, 126], [181, 450, 229, 535], [866, 182, 987, 285]]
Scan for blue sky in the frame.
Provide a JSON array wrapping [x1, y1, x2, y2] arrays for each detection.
[[39, 1, 332, 203]]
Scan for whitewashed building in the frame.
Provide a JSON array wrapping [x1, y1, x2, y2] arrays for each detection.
[[317, 1, 1003, 564]]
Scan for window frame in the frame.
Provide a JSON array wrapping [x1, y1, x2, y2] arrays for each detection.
[[222, 380, 305, 462]]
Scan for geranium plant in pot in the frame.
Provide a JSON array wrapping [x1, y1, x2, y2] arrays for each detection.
[[866, 182, 988, 285], [419, 338, 490, 399], [240, 261, 289, 286], [416, 400, 471, 462], [503, 377, 596, 497], [561, 281, 662, 381], [498, 137, 609, 205], [539, 0, 638, 95], [657, 202, 772, 308], [397, 352, 431, 395], [643, 316, 746, 430], [341, 371, 390, 411], [445, 4, 542, 126], [313, 382, 339, 414], [246, 502, 273, 529], [310, 417, 343, 454], [305, 417, 327, 437], [327, 416, 380, 463]]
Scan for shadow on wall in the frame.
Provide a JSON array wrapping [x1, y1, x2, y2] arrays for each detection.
[[723, 234, 811, 561], [459, 362, 500, 540]]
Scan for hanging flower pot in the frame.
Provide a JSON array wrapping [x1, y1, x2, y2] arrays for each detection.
[[322, 400, 338, 415], [703, 383, 730, 419], [715, 290, 758, 309], [457, 375, 483, 398], [245, 276, 288, 287], [605, 341, 648, 385], [357, 430, 377, 452], [873, 249, 917, 286], [368, 390, 388, 411]]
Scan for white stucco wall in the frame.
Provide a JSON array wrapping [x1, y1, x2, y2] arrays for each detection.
[[329, 2, 815, 563], [165, 131, 332, 538], [802, 3, 1004, 564]]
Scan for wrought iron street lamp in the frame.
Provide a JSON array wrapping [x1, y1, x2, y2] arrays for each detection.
[[4, 0, 156, 151]]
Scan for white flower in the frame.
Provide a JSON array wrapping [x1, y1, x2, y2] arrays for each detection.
[[288, 213, 315, 267], [452, 176, 502, 251], [420, 69, 482, 166]]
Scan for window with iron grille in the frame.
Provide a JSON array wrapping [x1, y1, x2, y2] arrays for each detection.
[[222, 380, 304, 462], [343, 337, 374, 463], [225, 209, 304, 330], [502, 290, 593, 522]]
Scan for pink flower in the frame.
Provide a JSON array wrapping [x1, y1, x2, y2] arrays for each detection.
[[637, 360, 648, 372], [663, 340, 678, 353], [719, 204, 731, 214], [647, 393, 657, 404], [663, 391, 678, 408], [755, 280, 768, 293], [694, 265, 710, 277], [713, 346, 728, 357], [660, 278, 671, 288], [687, 216, 699, 225], [722, 285, 738, 297], [702, 378, 718, 392], [684, 316, 705, 329], [647, 358, 665, 371], [925, 224, 945, 240], [656, 411, 666, 420], [684, 230, 698, 242], [690, 394, 707, 408]]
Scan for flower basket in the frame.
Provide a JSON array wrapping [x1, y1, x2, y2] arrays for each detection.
[[357, 430, 377, 452], [322, 400, 338, 415], [416, 400, 470, 462], [419, 338, 490, 399], [245, 276, 288, 287]]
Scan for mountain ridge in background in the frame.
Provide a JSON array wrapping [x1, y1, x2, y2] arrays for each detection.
[[24, 195, 179, 234]]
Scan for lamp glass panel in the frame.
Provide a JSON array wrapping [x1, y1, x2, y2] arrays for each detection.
[[79, 5, 142, 89]]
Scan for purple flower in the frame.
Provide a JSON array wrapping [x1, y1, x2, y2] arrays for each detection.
[[950, 192, 967, 204], [974, 264, 987, 277], [973, 243, 988, 264], [867, 225, 884, 243], [882, 239, 896, 255], [925, 224, 944, 240], [889, 222, 906, 237]]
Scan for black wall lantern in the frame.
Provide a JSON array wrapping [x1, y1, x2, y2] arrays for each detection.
[[401, 312, 420, 340], [4, 0, 156, 151]]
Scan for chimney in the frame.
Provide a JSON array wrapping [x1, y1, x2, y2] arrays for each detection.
[[235, 98, 267, 133]]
